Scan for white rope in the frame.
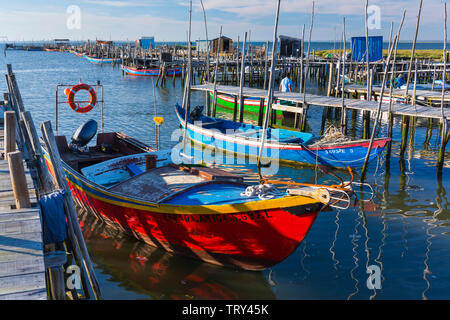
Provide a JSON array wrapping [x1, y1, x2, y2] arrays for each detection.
[[240, 184, 281, 200]]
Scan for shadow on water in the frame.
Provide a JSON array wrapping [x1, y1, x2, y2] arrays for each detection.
[[77, 208, 276, 300]]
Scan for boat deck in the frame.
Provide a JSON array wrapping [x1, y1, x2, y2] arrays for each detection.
[[109, 164, 246, 204], [110, 166, 206, 203]]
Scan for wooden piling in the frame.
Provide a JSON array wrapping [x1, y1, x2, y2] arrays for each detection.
[[238, 32, 248, 123], [7, 151, 31, 209], [4, 111, 16, 156], [40, 121, 103, 300]]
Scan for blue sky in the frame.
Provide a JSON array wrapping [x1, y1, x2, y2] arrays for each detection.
[[0, 0, 447, 42]]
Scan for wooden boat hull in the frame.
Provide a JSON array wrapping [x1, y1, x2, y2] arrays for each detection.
[[208, 90, 285, 120], [85, 55, 122, 64], [121, 65, 182, 77], [176, 104, 389, 169], [79, 210, 277, 299], [43, 150, 322, 271]]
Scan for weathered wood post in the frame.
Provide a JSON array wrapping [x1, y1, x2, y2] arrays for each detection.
[[212, 26, 223, 118], [258, 98, 265, 127], [438, 3, 448, 172], [4, 111, 16, 156], [238, 32, 248, 123], [7, 151, 31, 209], [340, 17, 348, 134], [40, 121, 103, 300], [361, 35, 398, 179], [386, 11, 406, 162]]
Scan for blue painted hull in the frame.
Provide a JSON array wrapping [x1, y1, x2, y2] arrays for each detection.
[[175, 104, 389, 169], [84, 56, 122, 64]]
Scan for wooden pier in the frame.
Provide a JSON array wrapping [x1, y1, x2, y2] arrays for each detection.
[[0, 64, 103, 300], [337, 84, 450, 105], [192, 83, 450, 120], [0, 125, 46, 299]]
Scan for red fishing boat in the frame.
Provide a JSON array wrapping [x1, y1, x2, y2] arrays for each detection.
[[43, 120, 324, 270]]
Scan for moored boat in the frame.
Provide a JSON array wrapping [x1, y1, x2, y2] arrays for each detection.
[[73, 51, 85, 57], [43, 122, 324, 270], [84, 55, 122, 64], [121, 64, 182, 77], [175, 103, 389, 169], [44, 48, 60, 52], [208, 90, 285, 120]]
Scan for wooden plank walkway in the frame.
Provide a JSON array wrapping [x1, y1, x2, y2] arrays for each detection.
[[192, 83, 450, 120], [341, 84, 450, 102], [0, 126, 47, 300]]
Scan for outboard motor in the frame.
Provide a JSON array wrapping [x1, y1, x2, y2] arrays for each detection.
[[69, 119, 98, 152], [190, 105, 204, 122]]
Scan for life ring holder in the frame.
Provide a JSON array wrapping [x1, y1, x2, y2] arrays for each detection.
[[65, 84, 97, 114]]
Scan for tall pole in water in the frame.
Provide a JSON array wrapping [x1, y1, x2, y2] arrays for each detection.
[[340, 17, 347, 134], [212, 26, 223, 118], [405, 0, 423, 100], [438, 2, 448, 172], [182, 0, 193, 155], [361, 35, 398, 179], [303, 1, 315, 103], [200, 0, 210, 84], [364, 0, 371, 99], [257, 0, 281, 169]]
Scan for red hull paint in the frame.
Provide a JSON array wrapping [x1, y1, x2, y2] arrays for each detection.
[[67, 177, 319, 270]]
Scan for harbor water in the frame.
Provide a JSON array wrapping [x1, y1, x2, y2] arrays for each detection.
[[2, 48, 449, 300]]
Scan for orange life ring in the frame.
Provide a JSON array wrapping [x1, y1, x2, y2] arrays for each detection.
[[66, 84, 97, 114]]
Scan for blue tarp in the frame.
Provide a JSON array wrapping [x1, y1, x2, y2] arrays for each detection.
[[351, 36, 383, 62], [39, 191, 67, 245], [139, 37, 155, 49]]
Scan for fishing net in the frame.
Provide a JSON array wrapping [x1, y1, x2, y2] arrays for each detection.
[[310, 125, 352, 147]]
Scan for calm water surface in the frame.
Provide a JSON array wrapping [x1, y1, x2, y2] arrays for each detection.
[[1, 49, 449, 300]]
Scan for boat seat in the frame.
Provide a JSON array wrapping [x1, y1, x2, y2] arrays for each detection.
[[126, 163, 143, 176]]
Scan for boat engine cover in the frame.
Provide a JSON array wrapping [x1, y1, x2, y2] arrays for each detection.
[[190, 105, 204, 121], [69, 119, 98, 151]]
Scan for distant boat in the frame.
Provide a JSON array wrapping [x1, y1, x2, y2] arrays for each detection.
[[43, 123, 323, 270], [175, 103, 389, 169], [72, 51, 85, 57], [24, 46, 43, 51], [44, 48, 60, 52], [84, 55, 121, 64], [121, 64, 182, 76]]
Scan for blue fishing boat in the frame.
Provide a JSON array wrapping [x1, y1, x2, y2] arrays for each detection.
[[84, 55, 122, 64], [175, 104, 389, 169]]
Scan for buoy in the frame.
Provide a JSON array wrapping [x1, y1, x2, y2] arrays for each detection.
[[153, 116, 164, 126], [66, 84, 97, 114]]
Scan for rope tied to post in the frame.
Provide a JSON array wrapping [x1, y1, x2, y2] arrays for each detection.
[[39, 190, 67, 245]]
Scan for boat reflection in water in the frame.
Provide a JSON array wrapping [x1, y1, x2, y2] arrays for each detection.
[[78, 208, 276, 300]]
